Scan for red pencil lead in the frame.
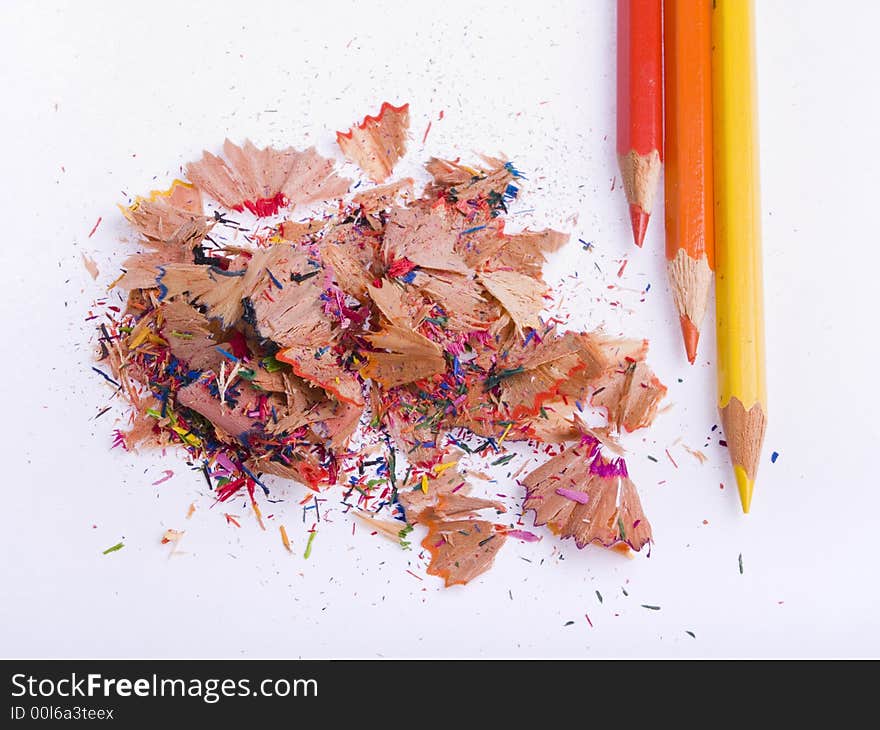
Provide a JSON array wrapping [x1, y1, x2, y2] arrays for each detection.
[[629, 205, 650, 248]]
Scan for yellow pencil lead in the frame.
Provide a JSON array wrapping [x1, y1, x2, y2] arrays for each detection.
[[734, 465, 754, 514]]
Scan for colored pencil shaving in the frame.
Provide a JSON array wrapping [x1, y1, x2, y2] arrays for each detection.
[[94, 103, 667, 587]]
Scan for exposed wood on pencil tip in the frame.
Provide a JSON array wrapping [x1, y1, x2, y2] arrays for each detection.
[[720, 396, 766, 512], [618, 149, 661, 247], [667, 250, 712, 361], [629, 204, 649, 248]]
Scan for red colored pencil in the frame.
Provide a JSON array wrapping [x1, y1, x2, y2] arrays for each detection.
[[617, 0, 663, 247]]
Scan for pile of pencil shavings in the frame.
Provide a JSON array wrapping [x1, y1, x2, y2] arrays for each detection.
[[96, 102, 666, 586]]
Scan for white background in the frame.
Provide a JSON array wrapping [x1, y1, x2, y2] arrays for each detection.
[[1, 0, 878, 658]]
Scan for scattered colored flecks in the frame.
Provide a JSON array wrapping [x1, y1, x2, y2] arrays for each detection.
[[506, 529, 540, 542], [225, 514, 241, 528], [90, 103, 669, 588], [161, 529, 184, 545], [398, 523, 413, 550], [81, 252, 99, 279], [304, 531, 316, 559]]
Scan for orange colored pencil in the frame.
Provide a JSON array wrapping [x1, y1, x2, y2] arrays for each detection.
[[663, 0, 714, 363], [617, 0, 663, 247]]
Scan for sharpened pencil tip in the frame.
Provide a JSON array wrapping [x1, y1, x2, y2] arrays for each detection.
[[680, 315, 699, 364], [629, 205, 650, 247], [734, 465, 754, 514]]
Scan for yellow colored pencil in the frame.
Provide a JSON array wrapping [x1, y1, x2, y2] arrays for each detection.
[[711, 0, 767, 514]]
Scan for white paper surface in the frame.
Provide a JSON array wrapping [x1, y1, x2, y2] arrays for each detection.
[[1, 0, 878, 658]]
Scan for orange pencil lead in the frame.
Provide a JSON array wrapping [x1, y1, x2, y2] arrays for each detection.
[[629, 205, 650, 247], [679, 315, 700, 364]]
